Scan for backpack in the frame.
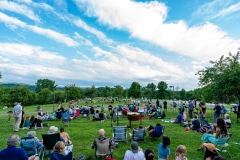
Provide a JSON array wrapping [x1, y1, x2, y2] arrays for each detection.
[[20, 136, 38, 157]]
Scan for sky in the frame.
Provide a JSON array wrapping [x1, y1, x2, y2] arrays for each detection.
[[0, 0, 240, 91]]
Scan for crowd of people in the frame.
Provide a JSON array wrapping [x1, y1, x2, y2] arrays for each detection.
[[3, 99, 232, 160]]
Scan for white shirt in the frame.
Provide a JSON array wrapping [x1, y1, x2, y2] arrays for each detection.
[[124, 150, 145, 160]]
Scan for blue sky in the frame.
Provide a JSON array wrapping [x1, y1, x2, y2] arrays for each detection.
[[0, 0, 239, 91]]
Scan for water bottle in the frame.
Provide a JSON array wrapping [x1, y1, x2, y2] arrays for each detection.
[[34, 125, 37, 129]]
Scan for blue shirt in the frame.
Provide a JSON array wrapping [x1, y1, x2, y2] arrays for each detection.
[[158, 143, 170, 159], [13, 104, 22, 118], [0, 146, 28, 160]]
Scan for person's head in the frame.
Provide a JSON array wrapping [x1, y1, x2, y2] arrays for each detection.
[[194, 116, 198, 119], [193, 112, 197, 116], [27, 131, 36, 137], [30, 115, 35, 120], [156, 123, 161, 126], [7, 134, 20, 147], [98, 129, 105, 137], [224, 114, 230, 119], [48, 126, 58, 134], [214, 101, 219, 105], [53, 141, 65, 154], [216, 118, 227, 135], [25, 116, 30, 120], [175, 145, 187, 158], [144, 148, 154, 160], [60, 127, 64, 133], [138, 125, 143, 129], [131, 141, 139, 153], [221, 105, 225, 108], [162, 136, 170, 148]]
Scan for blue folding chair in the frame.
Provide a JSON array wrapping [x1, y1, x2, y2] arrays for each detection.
[[112, 126, 127, 143]]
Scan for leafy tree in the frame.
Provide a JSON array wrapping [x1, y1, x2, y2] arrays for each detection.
[[0, 72, 2, 79], [0, 86, 9, 106], [142, 88, 151, 99], [65, 84, 84, 101], [35, 79, 57, 93], [180, 89, 186, 100], [146, 83, 156, 99], [8, 87, 35, 106], [157, 81, 168, 99], [128, 82, 141, 98], [197, 52, 240, 103], [54, 90, 65, 103], [84, 85, 98, 98], [102, 86, 111, 97], [37, 88, 52, 104], [113, 85, 124, 98]]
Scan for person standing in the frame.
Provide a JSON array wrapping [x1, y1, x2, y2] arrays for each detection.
[[199, 102, 207, 126], [178, 100, 183, 114], [19, 106, 25, 128], [188, 100, 194, 119], [213, 102, 221, 123], [13, 101, 22, 132], [163, 100, 167, 113]]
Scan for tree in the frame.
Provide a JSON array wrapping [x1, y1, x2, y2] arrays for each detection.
[[35, 79, 57, 93], [128, 82, 141, 98], [180, 89, 186, 100], [113, 85, 124, 98], [197, 52, 240, 103], [84, 85, 98, 98], [146, 83, 156, 99], [0, 72, 2, 79], [37, 88, 52, 104], [65, 84, 84, 101], [102, 86, 111, 98], [157, 81, 168, 99]]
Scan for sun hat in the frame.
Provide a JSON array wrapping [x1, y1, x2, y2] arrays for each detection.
[[48, 126, 58, 134], [131, 141, 139, 153], [203, 143, 216, 153]]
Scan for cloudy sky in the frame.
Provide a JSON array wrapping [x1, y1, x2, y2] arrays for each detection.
[[0, 0, 239, 91]]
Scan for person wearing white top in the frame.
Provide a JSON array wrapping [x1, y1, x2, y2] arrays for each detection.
[[124, 141, 145, 160]]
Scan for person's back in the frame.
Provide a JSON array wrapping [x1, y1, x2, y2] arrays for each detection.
[[158, 136, 171, 160], [124, 141, 145, 160]]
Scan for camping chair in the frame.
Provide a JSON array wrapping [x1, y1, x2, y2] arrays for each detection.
[[226, 122, 232, 133], [93, 138, 113, 160], [41, 133, 61, 160], [112, 126, 127, 143], [150, 126, 164, 140], [130, 128, 146, 142], [215, 133, 233, 159], [62, 116, 70, 127], [20, 136, 40, 157], [49, 151, 73, 160]]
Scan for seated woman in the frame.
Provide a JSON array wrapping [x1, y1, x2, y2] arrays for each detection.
[[23, 116, 31, 129], [49, 141, 71, 160], [197, 118, 228, 151], [146, 123, 163, 137], [223, 114, 231, 128], [171, 113, 183, 124], [129, 125, 146, 138], [144, 148, 154, 160], [60, 127, 72, 145]]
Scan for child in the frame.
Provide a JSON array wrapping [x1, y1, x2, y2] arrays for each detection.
[[158, 136, 171, 160], [183, 112, 187, 121], [175, 145, 188, 160], [22, 116, 31, 129]]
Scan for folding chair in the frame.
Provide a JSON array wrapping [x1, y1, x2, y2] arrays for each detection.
[[112, 126, 127, 143], [94, 138, 113, 160], [130, 128, 146, 142], [20, 136, 39, 157], [215, 133, 233, 159], [150, 126, 164, 140], [49, 151, 73, 160], [62, 116, 70, 127], [41, 133, 61, 160]]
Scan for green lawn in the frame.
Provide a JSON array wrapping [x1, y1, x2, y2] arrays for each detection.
[[0, 101, 240, 160]]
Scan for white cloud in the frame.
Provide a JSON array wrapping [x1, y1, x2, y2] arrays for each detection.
[[74, 32, 93, 46], [0, 12, 78, 47], [73, 0, 240, 62], [212, 2, 240, 19], [0, 0, 41, 23]]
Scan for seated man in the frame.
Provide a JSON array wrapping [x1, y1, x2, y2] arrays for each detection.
[[199, 120, 212, 133], [122, 108, 127, 116], [123, 141, 145, 159], [24, 131, 43, 154], [190, 116, 200, 131], [62, 110, 73, 121], [0, 134, 37, 160], [91, 129, 115, 157], [129, 125, 146, 141], [56, 109, 63, 120], [172, 113, 183, 124]]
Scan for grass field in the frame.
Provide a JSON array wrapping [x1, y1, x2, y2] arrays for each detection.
[[0, 101, 240, 160]]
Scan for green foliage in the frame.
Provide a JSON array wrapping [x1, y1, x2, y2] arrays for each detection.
[[37, 88, 52, 104], [102, 86, 112, 97], [179, 89, 186, 100], [84, 85, 98, 98], [128, 82, 141, 98], [157, 81, 168, 99], [35, 79, 57, 93], [197, 52, 240, 103], [113, 85, 124, 98], [65, 84, 84, 101]]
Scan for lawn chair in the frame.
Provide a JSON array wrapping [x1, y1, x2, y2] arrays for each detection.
[[112, 126, 127, 143], [150, 126, 164, 140], [93, 138, 113, 160], [130, 128, 146, 142], [49, 151, 73, 160], [41, 133, 61, 160], [62, 116, 70, 127], [215, 133, 232, 159], [20, 136, 40, 157]]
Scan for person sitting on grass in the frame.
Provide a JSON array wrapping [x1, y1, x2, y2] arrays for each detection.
[[190, 116, 200, 131], [171, 113, 183, 124], [34, 115, 43, 129], [123, 141, 145, 160], [197, 118, 228, 151], [146, 123, 163, 137], [0, 134, 37, 160], [144, 148, 154, 160], [22, 116, 31, 129], [158, 136, 171, 160], [60, 127, 72, 145], [198, 120, 212, 134], [175, 145, 188, 160]]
